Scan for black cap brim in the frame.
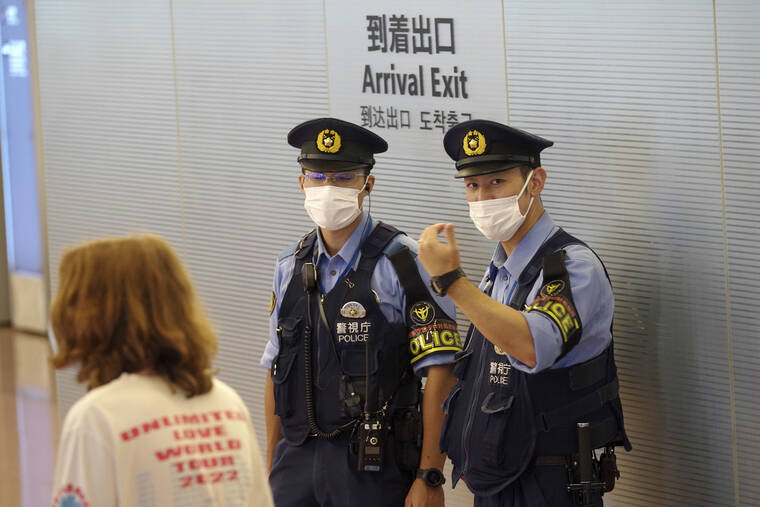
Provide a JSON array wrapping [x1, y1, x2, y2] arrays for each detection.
[[299, 159, 372, 173], [454, 161, 529, 178]]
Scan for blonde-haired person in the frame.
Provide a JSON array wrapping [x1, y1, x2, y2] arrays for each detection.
[[50, 234, 273, 507]]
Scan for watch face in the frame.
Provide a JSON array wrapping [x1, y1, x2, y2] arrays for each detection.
[[425, 469, 444, 487]]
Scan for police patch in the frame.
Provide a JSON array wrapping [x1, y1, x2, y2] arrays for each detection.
[[269, 291, 276, 315], [540, 280, 565, 297], [525, 295, 581, 344], [408, 320, 463, 364], [409, 301, 435, 326]]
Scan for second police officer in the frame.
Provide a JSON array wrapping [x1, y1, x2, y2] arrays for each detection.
[[261, 118, 461, 507], [418, 120, 631, 507]]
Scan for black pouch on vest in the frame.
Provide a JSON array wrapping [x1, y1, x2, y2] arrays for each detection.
[[393, 408, 422, 471], [599, 446, 619, 492]]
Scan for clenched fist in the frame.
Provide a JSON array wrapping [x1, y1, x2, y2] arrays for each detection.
[[418, 223, 461, 277]]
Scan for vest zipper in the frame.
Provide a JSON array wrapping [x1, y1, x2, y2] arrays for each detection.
[[462, 332, 488, 476]]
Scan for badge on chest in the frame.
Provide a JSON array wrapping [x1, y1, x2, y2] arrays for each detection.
[[336, 301, 372, 345]]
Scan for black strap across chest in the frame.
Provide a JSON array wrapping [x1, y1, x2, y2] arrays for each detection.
[[508, 228, 610, 310]]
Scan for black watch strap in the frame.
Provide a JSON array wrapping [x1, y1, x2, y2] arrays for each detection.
[[430, 267, 465, 296], [416, 468, 445, 488]]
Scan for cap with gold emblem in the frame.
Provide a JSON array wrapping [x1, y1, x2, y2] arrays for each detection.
[[287, 117, 388, 173], [442, 119, 553, 178]]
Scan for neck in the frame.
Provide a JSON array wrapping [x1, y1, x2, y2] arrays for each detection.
[[320, 213, 364, 257], [499, 203, 545, 256]]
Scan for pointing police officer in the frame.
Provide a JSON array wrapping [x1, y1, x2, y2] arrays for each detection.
[[261, 118, 461, 507], [418, 120, 631, 506]]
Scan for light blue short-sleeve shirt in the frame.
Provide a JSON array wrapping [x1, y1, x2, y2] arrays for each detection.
[[261, 213, 457, 375], [477, 212, 614, 374]]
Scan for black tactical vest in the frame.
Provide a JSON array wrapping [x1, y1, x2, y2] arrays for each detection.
[[439, 229, 631, 496], [271, 223, 418, 445]]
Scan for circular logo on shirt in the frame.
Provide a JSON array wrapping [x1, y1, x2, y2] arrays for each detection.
[[53, 484, 89, 507], [540, 280, 565, 297], [410, 301, 435, 326]]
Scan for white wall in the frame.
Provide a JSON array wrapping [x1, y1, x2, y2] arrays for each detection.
[[34, 1, 760, 505]]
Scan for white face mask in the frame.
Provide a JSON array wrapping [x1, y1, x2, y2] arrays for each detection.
[[468, 170, 534, 241], [303, 181, 366, 231]]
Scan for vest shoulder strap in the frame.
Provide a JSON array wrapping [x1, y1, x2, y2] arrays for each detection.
[[510, 228, 604, 309], [355, 221, 403, 274], [294, 229, 318, 261], [387, 246, 429, 305], [361, 221, 402, 259]]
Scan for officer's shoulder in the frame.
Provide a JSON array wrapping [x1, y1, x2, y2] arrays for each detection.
[[277, 243, 298, 262], [382, 231, 419, 258], [276, 229, 316, 262], [560, 242, 606, 275]]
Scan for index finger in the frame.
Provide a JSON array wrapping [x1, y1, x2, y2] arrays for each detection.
[[420, 223, 448, 242], [444, 223, 458, 248]]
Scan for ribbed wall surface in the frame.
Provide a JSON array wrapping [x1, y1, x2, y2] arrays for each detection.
[[717, 2, 760, 506], [36, 1, 758, 505]]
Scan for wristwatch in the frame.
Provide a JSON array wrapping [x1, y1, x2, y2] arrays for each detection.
[[430, 267, 465, 296], [417, 468, 446, 488]]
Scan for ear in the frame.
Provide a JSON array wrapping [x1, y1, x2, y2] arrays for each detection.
[[298, 174, 306, 195], [529, 167, 546, 197], [363, 174, 375, 194]]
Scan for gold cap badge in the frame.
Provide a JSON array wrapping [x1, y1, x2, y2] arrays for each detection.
[[463, 130, 486, 156], [317, 129, 341, 153]]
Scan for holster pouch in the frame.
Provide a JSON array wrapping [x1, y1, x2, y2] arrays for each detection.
[[393, 407, 422, 471]]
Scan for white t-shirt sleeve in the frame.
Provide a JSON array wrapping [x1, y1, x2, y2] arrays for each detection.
[[51, 414, 117, 507]]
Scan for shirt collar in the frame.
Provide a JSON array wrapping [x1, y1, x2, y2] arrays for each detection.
[[489, 211, 556, 278], [316, 212, 370, 264]]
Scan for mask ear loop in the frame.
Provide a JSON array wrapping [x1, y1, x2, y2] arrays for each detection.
[[519, 170, 535, 218]]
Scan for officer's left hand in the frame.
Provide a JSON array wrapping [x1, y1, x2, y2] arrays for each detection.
[[418, 223, 461, 277], [405, 478, 445, 507]]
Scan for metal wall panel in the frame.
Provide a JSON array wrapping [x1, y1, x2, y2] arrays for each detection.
[[36, 0, 185, 418], [503, 1, 734, 505], [35, 1, 759, 505], [716, 2, 760, 505], [169, 0, 329, 447]]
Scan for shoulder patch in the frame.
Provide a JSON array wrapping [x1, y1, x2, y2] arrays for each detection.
[[525, 276, 582, 348], [269, 290, 276, 315], [407, 304, 463, 365]]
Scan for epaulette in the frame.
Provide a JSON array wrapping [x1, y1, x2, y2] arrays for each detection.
[[277, 243, 298, 262], [383, 234, 416, 258]]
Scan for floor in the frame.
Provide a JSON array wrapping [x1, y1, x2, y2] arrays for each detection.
[[0, 328, 58, 507]]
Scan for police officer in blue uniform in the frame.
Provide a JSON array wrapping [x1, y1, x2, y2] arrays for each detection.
[[417, 120, 631, 506], [261, 118, 461, 507]]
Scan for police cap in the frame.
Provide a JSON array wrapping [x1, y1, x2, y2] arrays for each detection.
[[287, 117, 388, 172], [443, 119, 553, 178]]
